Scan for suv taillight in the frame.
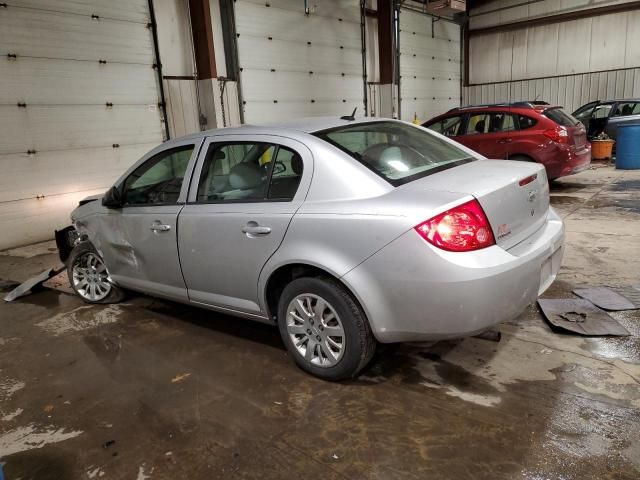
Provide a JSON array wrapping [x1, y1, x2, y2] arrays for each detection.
[[543, 127, 569, 144], [414, 199, 495, 252]]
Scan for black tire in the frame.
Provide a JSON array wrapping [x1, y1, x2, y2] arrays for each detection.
[[66, 242, 125, 304], [508, 154, 535, 163], [277, 276, 376, 380]]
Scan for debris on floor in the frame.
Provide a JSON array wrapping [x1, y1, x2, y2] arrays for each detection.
[[171, 373, 191, 383], [537, 298, 631, 336], [573, 286, 640, 311], [3, 266, 65, 302]]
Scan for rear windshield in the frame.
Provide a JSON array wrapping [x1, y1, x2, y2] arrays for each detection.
[[543, 108, 580, 127], [314, 121, 476, 186]]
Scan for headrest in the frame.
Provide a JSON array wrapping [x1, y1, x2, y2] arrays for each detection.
[[228, 162, 262, 190], [291, 154, 303, 175]]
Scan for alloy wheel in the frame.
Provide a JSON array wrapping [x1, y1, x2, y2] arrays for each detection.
[[286, 294, 345, 367], [71, 252, 112, 302]]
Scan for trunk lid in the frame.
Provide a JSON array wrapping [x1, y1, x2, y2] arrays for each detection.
[[399, 160, 549, 250]]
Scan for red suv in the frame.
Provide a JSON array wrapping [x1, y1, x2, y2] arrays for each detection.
[[422, 102, 591, 180]]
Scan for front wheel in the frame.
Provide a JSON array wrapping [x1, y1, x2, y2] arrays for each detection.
[[67, 242, 125, 304], [277, 277, 376, 380]]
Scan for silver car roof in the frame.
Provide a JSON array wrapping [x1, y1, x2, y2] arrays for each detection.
[[161, 116, 391, 146]]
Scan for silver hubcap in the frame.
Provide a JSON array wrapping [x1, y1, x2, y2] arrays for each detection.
[[72, 252, 112, 301], [286, 294, 345, 368]]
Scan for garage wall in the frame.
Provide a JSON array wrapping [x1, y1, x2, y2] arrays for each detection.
[[399, 10, 461, 122], [0, 0, 164, 250], [234, 0, 366, 124], [464, 67, 640, 113]]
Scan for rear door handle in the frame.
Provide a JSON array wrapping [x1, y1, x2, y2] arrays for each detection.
[[498, 138, 512, 144], [242, 222, 271, 236], [150, 222, 171, 232]]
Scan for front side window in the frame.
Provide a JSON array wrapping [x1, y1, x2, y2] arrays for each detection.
[[196, 142, 303, 202], [427, 116, 463, 137], [123, 145, 194, 206], [591, 104, 613, 120], [315, 121, 476, 186]]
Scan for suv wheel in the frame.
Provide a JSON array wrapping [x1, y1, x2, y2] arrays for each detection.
[[67, 242, 125, 304], [277, 276, 376, 380]]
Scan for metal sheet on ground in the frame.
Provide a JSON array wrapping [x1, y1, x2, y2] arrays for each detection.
[[3, 266, 65, 302], [573, 286, 640, 311], [537, 298, 631, 336]]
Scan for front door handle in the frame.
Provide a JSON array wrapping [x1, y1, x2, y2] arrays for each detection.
[[242, 222, 271, 236], [150, 222, 171, 232]]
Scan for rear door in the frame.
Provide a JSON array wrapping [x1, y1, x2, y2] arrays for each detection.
[[178, 135, 312, 315], [462, 111, 514, 159]]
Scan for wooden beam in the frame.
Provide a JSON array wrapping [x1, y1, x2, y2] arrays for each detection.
[[188, 0, 217, 79], [378, 0, 393, 84]]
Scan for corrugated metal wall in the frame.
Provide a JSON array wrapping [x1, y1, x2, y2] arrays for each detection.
[[468, 10, 640, 85], [469, 0, 637, 29], [463, 67, 640, 112]]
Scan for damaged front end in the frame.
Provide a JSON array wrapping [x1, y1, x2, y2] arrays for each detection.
[[54, 225, 82, 263]]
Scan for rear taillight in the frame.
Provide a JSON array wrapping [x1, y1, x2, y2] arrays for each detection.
[[414, 199, 495, 252], [543, 127, 569, 144]]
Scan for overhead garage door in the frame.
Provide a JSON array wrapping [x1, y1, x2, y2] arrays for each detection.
[[0, 0, 164, 250], [399, 10, 461, 123], [234, 0, 365, 124]]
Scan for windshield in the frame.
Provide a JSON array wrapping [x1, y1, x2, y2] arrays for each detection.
[[314, 121, 476, 186]]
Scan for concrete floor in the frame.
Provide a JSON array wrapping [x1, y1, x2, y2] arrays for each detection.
[[0, 165, 639, 480]]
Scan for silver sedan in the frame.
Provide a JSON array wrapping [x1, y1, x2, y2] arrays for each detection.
[[57, 117, 564, 380]]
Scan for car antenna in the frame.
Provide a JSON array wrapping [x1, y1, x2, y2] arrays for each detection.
[[340, 107, 357, 121]]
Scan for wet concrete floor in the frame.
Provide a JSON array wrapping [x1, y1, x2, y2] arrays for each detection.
[[0, 166, 639, 479]]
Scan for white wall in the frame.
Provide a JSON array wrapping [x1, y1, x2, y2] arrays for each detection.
[[469, 0, 638, 29], [469, 9, 640, 84]]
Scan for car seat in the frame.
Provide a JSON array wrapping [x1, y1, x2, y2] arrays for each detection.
[[223, 162, 263, 200]]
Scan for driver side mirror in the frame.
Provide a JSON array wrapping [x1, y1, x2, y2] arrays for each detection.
[[102, 185, 124, 208]]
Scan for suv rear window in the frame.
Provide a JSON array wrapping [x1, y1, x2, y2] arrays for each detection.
[[315, 121, 476, 186], [543, 108, 580, 127]]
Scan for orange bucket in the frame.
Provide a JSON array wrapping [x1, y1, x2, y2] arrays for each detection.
[[591, 139, 615, 160]]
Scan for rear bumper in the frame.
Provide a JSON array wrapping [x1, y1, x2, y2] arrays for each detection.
[[543, 143, 591, 179], [342, 208, 565, 343]]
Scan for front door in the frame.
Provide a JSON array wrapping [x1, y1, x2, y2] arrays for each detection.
[[95, 141, 201, 301], [178, 135, 312, 315]]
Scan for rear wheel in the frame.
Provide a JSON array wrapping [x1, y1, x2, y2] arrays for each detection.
[[277, 277, 376, 380], [508, 154, 535, 162], [67, 242, 125, 304]]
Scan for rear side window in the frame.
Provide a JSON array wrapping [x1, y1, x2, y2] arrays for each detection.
[[315, 121, 476, 186], [613, 102, 640, 116], [426, 116, 463, 137], [465, 112, 515, 134], [543, 108, 580, 127], [518, 115, 537, 129], [196, 142, 302, 202]]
